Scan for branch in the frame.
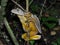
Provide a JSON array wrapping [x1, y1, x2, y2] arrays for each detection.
[[47, 0, 56, 9], [39, 0, 48, 45], [11, 0, 26, 12], [26, 0, 29, 12], [39, 0, 47, 17]]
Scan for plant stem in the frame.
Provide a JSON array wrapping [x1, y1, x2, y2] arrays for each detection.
[[26, 0, 29, 12], [26, 0, 30, 45], [39, 0, 48, 45], [29, 0, 33, 5], [39, 0, 46, 17], [4, 18, 19, 45]]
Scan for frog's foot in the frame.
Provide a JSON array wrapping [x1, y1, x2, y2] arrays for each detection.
[[22, 34, 41, 41], [30, 35, 41, 40], [22, 33, 30, 41]]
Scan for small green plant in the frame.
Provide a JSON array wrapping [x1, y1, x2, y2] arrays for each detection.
[[30, 40, 35, 45]]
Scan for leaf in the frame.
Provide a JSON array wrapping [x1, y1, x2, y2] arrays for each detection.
[[51, 42, 57, 45], [30, 40, 35, 45], [56, 38, 60, 45], [41, 16, 57, 29], [45, 23, 56, 29], [51, 38, 60, 45]]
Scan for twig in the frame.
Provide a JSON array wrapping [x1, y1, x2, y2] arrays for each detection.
[[25, 0, 30, 45], [29, 0, 33, 5], [39, 0, 46, 17], [26, 0, 29, 12], [39, 0, 48, 45], [11, 0, 26, 12], [47, 0, 56, 10]]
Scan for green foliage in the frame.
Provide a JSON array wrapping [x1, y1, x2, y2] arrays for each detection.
[[51, 38, 60, 45], [47, 8, 59, 16], [1, 0, 8, 7], [1, 0, 8, 15], [41, 16, 58, 29], [30, 40, 35, 45], [30, 3, 40, 13], [0, 0, 8, 29], [56, 38, 60, 45], [51, 42, 57, 45]]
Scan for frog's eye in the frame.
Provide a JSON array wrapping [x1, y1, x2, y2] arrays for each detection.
[[11, 8, 24, 15]]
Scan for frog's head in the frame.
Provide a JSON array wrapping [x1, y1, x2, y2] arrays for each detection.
[[11, 8, 32, 23], [11, 8, 25, 15], [11, 8, 27, 23]]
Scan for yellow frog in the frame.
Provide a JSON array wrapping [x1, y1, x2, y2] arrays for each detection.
[[11, 8, 41, 41]]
